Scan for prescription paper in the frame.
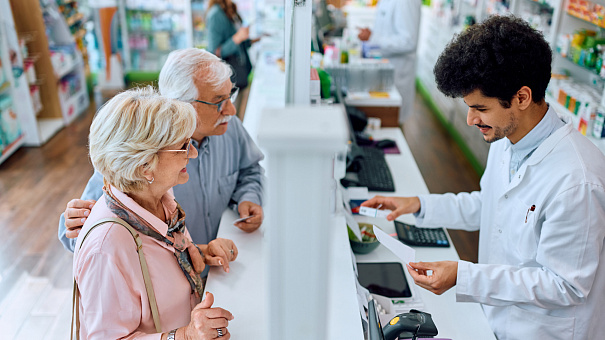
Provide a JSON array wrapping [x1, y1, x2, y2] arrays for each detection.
[[374, 226, 416, 265]]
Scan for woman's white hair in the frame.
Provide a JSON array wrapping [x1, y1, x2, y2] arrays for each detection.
[[159, 48, 233, 102], [89, 86, 197, 193]]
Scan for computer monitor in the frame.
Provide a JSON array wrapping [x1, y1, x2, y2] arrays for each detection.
[[368, 299, 386, 340]]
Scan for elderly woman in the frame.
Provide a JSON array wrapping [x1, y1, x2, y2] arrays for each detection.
[[74, 87, 236, 339]]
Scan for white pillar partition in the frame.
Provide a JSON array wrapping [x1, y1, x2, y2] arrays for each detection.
[[284, 0, 312, 105], [257, 106, 348, 340]]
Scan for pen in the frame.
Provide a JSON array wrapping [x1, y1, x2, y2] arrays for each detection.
[[525, 205, 536, 223]]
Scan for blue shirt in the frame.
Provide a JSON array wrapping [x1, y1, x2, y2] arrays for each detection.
[[504, 105, 565, 182], [58, 117, 264, 251]]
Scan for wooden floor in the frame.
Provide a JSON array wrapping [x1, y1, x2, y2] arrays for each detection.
[[0, 91, 480, 337]]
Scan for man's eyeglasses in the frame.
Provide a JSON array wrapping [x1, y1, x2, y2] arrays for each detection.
[[158, 138, 193, 158], [193, 87, 239, 113]]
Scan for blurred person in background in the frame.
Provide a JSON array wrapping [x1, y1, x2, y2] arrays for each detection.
[[206, 0, 258, 114], [357, 0, 421, 124]]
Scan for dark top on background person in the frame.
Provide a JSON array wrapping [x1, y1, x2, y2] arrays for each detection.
[[206, 0, 255, 88]]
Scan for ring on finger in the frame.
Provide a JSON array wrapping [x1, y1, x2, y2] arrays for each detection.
[[229, 249, 234, 256], [217, 327, 224, 338]]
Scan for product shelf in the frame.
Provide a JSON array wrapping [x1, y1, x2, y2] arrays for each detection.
[[566, 0, 605, 29], [0, 133, 24, 165], [37, 117, 64, 144], [547, 94, 605, 153], [125, 5, 187, 12], [0, 81, 10, 94], [557, 51, 604, 79], [65, 12, 84, 27]]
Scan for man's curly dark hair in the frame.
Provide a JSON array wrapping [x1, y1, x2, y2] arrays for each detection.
[[433, 15, 552, 108]]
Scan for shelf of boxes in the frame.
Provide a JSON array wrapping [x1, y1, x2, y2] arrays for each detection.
[[0, 0, 26, 164], [0, 132, 24, 165], [566, 0, 605, 29], [546, 92, 605, 154], [119, 0, 193, 75]]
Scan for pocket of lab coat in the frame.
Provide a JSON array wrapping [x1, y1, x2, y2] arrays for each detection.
[[507, 305, 574, 339], [508, 199, 539, 262]]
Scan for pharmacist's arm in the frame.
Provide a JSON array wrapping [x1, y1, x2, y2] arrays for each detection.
[[57, 171, 103, 252]]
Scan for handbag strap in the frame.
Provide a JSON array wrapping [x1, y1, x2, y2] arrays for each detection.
[[71, 217, 162, 340]]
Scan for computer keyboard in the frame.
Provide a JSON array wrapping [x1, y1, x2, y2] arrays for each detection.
[[341, 146, 395, 192]]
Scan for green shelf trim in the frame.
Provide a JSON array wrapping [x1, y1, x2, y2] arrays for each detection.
[[125, 71, 160, 84], [416, 78, 485, 176]]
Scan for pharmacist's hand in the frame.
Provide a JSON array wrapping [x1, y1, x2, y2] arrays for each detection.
[[360, 196, 420, 221], [64, 199, 96, 238], [202, 238, 238, 273], [235, 201, 263, 232], [357, 27, 371, 41], [407, 261, 458, 295], [232, 26, 250, 44], [183, 292, 233, 340]]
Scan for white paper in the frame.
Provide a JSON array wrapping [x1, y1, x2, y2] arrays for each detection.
[[373, 226, 416, 265], [359, 206, 391, 219], [347, 187, 369, 200]]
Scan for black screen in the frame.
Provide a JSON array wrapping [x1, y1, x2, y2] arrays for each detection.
[[368, 299, 385, 340], [357, 262, 412, 298]]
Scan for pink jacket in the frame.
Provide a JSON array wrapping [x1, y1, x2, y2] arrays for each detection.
[[74, 186, 198, 339]]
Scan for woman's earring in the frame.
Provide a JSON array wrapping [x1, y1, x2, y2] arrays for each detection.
[[147, 177, 155, 184]]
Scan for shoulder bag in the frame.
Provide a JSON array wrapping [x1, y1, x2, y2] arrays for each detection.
[[71, 217, 162, 340]]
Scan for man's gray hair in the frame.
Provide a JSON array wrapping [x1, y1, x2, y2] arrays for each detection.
[[159, 48, 233, 102]]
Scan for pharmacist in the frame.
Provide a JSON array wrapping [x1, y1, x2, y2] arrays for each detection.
[[357, 0, 421, 123], [362, 16, 605, 339]]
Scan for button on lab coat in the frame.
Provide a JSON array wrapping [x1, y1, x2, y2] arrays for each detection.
[[369, 0, 421, 123], [416, 119, 605, 339]]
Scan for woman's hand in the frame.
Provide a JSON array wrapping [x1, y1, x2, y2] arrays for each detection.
[[200, 239, 238, 273], [181, 292, 234, 340], [232, 26, 249, 45], [360, 196, 421, 221]]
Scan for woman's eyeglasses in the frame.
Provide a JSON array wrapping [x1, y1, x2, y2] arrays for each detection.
[[158, 138, 193, 157], [193, 87, 239, 113]]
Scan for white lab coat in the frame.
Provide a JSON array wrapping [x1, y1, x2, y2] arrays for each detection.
[[416, 108, 605, 339], [369, 0, 421, 123]]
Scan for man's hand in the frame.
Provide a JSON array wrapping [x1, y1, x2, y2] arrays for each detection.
[[357, 27, 372, 41], [361, 196, 420, 221], [64, 199, 96, 238], [406, 261, 458, 295], [235, 201, 263, 232], [200, 238, 238, 273]]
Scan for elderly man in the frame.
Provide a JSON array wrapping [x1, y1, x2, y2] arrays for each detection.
[[58, 49, 264, 272]]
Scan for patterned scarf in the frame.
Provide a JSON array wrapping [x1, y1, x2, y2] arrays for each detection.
[[103, 184, 205, 297]]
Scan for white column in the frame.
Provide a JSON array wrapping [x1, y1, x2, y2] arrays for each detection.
[[258, 106, 348, 340], [285, 0, 312, 105]]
